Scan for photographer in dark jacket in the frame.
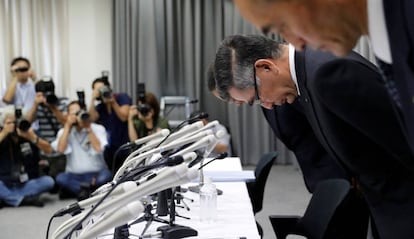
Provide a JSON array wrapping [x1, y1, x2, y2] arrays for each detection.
[[0, 106, 54, 207], [88, 75, 131, 173]]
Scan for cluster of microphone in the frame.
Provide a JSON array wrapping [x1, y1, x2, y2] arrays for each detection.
[[51, 112, 226, 239]]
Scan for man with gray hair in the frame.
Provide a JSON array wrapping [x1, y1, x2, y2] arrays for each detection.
[[214, 34, 414, 239], [0, 106, 54, 207]]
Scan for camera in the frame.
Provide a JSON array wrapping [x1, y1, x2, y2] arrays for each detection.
[[15, 108, 31, 132], [137, 104, 151, 117], [14, 67, 29, 73], [76, 89, 86, 109], [99, 85, 112, 100], [76, 110, 90, 122], [136, 83, 150, 116], [35, 78, 58, 105]]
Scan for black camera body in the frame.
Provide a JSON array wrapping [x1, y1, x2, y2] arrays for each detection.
[[15, 108, 31, 132], [35, 79, 58, 105], [137, 104, 151, 117], [99, 86, 112, 100], [136, 83, 150, 117]]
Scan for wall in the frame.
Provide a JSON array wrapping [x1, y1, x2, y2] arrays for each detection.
[[65, 0, 112, 103]]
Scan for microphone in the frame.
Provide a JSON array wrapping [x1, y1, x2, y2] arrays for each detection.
[[115, 129, 213, 180], [52, 164, 198, 239], [135, 121, 204, 154], [130, 128, 170, 146], [171, 134, 217, 158], [188, 112, 208, 124], [76, 201, 144, 239], [125, 155, 185, 181], [53, 181, 138, 217], [55, 155, 185, 217]]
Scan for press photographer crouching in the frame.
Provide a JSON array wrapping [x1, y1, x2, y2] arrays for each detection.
[[25, 78, 69, 185], [89, 72, 131, 173], [0, 106, 54, 207], [52, 101, 111, 200], [128, 92, 170, 141]]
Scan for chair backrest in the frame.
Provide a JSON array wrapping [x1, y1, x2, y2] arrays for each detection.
[[299, 179, 351, 239], [247, 151, 278, 214]]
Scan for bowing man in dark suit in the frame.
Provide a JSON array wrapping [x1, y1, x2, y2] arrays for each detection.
[[213, 34, 414, 239], [207, 64, 369, 238], [233, 0, 414, 159]]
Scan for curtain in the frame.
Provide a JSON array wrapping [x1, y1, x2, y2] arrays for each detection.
[[112, 0, 375, 165], [113, 0, 283, 165], [0, 0, 69, 96]]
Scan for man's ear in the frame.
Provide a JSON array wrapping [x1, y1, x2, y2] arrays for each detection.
[[254, 59, 278, 74]]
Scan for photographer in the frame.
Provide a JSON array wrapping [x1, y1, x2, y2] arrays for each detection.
[[1, 57, 37, 115], [52, 101, 111, 200], [88, 75, 131, 173], [0, 106, 54, 207], [128, 92, 170, 141], [25, 79, 69, 184]]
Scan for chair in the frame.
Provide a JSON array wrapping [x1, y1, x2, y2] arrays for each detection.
[[246, 151, 278, 214], [246, 151, 278, 237], [159, 96, 194, 128], [269, 179, 367, 239]]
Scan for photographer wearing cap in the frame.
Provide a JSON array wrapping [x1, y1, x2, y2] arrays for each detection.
[[128, 92, 170, 141], [2, 57, 37, 115], [52, 101, 111, 200], [88, 74, 131, 173], [0, 106, 54, 207]]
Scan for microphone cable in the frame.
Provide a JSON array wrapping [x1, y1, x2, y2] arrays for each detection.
[[198, 152, 228, 170]]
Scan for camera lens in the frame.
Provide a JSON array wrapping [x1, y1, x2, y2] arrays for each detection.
[[18, 119, 31, 132], [77, 110, 90, 122], [138, 104, 150, 117], [45, 93, 58, 105]]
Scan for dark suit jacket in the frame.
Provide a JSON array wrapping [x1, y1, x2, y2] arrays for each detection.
[[261, 102, 348, 193], [383, 0, 414, 152], [294, 48, 414, 239]]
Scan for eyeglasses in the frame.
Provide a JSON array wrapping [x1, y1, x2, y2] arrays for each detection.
[[249, 66, 262, 106]]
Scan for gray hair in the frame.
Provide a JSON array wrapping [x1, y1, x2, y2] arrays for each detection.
[[214, 35, 285, 101]]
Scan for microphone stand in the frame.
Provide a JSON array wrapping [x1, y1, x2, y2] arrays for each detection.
[[188, 152, 225, 196]]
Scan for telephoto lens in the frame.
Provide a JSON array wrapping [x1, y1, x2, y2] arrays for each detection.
[[15, 108, 31, 131]]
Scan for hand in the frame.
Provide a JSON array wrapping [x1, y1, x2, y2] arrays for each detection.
[[1, 121, 15, 134], [128, 105, 138, 120], [28, 69, 37, 81], [17, 127, 36, 141], [65, 114, 78, 127]]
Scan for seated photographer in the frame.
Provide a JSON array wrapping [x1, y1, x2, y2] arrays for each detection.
[[0, 106, 54, 207], [25, 79, 69, 181], [88, 75, 131, 173], [52, 101, 111, 200], [128, 92, 170, 141]]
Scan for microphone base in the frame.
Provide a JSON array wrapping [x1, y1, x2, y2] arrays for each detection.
[[157, 224, 197, 239], [188, 185, 223, 196]]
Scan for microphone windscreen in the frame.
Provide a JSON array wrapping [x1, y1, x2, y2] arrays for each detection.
[[167, 155, 184, 166]]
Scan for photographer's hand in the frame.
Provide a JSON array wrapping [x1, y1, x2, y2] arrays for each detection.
[[128, 105, 138, 121]]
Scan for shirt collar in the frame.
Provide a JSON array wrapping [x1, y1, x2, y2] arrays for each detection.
[[288, 44, 300, 95], [367, 0, 392, 63]]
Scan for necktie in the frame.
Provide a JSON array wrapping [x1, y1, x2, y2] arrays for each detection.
[[376, 58, 402, 108]]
